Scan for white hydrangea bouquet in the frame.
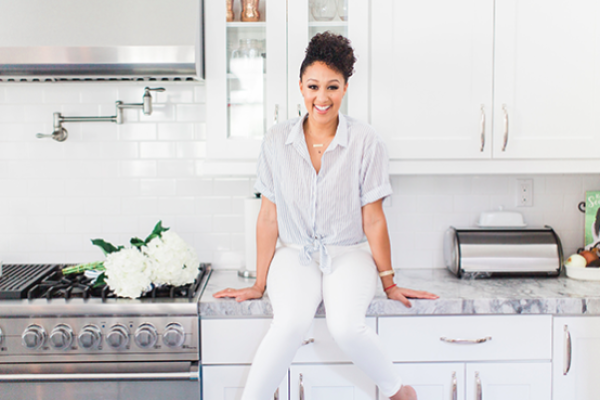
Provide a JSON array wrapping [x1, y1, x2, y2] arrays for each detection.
[[63, 221, 200, 299]]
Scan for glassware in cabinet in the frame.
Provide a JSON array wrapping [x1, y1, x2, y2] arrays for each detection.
[[206, 0, 286, 160]]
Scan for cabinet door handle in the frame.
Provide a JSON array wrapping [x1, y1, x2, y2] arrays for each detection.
[[299, 373, 305, 400], [451, 371, 457, 400], [301, 338, 314, 346], [274, 388, 279, 400], [475, 372, 482, 400], [273, 104, 279, 125], [440, 336, 491, 344], [501, 104, 509, 151], [480, 105, 485, 152], [564, 324, 572, 375]]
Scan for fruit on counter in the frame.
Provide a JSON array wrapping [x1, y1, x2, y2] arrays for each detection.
[[587, 259, 600, 268], [564, 254, 587, 268], [578, 250, 599, 265]]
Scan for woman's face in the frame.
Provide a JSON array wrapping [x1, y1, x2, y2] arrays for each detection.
[[299, 61, 348, 128]]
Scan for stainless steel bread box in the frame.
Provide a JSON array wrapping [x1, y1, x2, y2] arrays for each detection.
[[444, 226, 563, 278]]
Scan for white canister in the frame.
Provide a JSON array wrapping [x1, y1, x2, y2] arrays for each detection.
[[241, 195, 261, 277]]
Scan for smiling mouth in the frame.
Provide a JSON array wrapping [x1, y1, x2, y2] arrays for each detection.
[[314, 105, 331, 113]]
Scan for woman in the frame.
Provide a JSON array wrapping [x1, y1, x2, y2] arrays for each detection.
[[214, 32, 438, 400]]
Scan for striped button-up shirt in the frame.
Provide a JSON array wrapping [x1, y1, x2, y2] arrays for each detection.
[[254, 113, 393, 273]]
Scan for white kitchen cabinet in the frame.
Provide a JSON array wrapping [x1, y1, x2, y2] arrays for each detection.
[[205, 0, 369, 161], [553, 317, 600, 400], [372, 0, 600, 161], [202, 365, 288, 400], [378, 315, 552, 400], [289, 364, 375, 400], [378, 362, 550, 400], [371, 0, 494, 160]]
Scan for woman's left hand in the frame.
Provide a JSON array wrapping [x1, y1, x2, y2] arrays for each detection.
[[386, 286, 439, 308]]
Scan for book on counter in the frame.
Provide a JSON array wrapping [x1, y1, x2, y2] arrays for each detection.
[[585, 190, 600, 248]]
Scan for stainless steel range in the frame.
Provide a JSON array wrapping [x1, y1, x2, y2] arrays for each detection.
[[0, 263, 210, 400]]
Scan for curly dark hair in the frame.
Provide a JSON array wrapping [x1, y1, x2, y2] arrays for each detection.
[[299, 31, 356, 82]]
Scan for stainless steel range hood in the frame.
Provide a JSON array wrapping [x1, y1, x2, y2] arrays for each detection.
[[0, 0, 204, 81]]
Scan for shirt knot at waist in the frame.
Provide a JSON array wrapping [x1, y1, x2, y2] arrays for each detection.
[[299, 237, 331, 274]]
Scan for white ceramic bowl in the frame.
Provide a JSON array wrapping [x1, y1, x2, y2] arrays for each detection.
[[478, 211, 526, 227]]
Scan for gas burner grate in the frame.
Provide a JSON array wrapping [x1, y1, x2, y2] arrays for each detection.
[[26, 264, 208, 301], [0, 264, 63, 299]]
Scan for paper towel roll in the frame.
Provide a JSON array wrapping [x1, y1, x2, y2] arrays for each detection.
[[244, 196, 262, 272]]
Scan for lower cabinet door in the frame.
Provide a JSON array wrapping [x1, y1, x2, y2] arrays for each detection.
[[202, 365, 288, 400], [289, 364, 376, 400], [553, 317, 600, 400], [465, 362, 551, 400], [379, 363, 464, 400]]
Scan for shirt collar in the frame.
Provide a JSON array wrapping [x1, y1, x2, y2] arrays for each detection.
[[285, 113, 349, 150]]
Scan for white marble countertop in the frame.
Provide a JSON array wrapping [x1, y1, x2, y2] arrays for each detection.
[[199, 269, 600, 317]]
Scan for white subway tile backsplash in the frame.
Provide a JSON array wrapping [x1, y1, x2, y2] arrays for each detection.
[[119, 124, 157, 141], [120, 160, 157, 177], [81, 87, 119, 104], [0, 105, 25, 122], [157, 197, 195, 215], [140, 179, 176, 196], [4, 86, 44, 104], [157, 160, 195, 177], [176, 104, 206, 122], [122, 197, 158, 215], [214, 178, 253, 196], [102, 179, 141, 197], [43, 87, 81, 104], [158, 123, 194, 140], [195, 197, 232, 214], [176, 178, 213, 196], [140, 142, 177, 158], [213, 215, 244, 233], [176, 141, 206, 158], [0, 83, 593, 266]]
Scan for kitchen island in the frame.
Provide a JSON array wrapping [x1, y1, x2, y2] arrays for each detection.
[[200, 270, 600, 400]]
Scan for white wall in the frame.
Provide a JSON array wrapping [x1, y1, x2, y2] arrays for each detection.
[[0, 82, 594, 269]]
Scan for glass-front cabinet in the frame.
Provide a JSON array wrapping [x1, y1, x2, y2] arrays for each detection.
[[206, 0, 369, 161]]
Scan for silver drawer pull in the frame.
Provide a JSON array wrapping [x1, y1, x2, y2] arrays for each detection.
[[480, 104, 486, 152], [475, 372, 482, 400], [274, 388, 279, 400], [564, 325, 572, 375], [299, 373, 305, 400], [440, 336, 492, 344], [451, 371, 457, 400], [301, 338, 314, 346], [501, 104, 509, 151]]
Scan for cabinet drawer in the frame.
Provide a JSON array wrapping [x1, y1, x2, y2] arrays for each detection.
[[378, 315, 552, 362], [201, 317, 376, 364]]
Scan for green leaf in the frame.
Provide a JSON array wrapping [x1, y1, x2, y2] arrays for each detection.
[[91, 239, 122, 255], [130, 237, 145, 249], [144, 220, 170, 244], [92, 272, 107, 288], [62, 261, 105, 275]]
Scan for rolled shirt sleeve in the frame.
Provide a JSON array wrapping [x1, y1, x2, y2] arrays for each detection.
[[253, 132, 277, 204], [360, 136, 393, 207]]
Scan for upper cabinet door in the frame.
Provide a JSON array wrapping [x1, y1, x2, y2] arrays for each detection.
[[371, 0, 494, 160], [494, 0, 600, 159], [206, 0, 287, 159], [287, 0, 370, 122]]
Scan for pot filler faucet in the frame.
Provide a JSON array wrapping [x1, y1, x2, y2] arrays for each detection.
[[36, 87, 166, 142]]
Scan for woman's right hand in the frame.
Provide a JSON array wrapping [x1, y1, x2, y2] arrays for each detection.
[[212, 285, 265, 302]]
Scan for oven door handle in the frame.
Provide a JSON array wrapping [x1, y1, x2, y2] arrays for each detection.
[[0, 365, 199, 382]]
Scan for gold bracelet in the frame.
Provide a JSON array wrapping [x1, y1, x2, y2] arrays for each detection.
[[378, 270, 395, 278]]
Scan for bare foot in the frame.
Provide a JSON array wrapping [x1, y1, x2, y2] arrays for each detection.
[[390, 385, 417, 400]]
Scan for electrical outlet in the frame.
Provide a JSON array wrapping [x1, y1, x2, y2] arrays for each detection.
[[516, 179, 533, 207]]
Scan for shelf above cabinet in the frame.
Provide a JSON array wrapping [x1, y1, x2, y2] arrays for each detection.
[[226, 22, 267, 28]]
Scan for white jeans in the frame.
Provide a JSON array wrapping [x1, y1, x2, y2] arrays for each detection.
[[241, 242, 403, 400]]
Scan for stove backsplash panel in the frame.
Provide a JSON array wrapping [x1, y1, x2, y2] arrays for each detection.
[[0, 83, 596, 268]]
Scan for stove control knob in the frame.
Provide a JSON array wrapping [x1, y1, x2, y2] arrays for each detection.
[[0, 327, 3, 346], [22, 324, 47, 350], [163, 323, 185, 348], [49, 324, 74, 350], [78, 324, 102, 350], [106, 324, 130, 350], [134, 323, 158, 349]]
